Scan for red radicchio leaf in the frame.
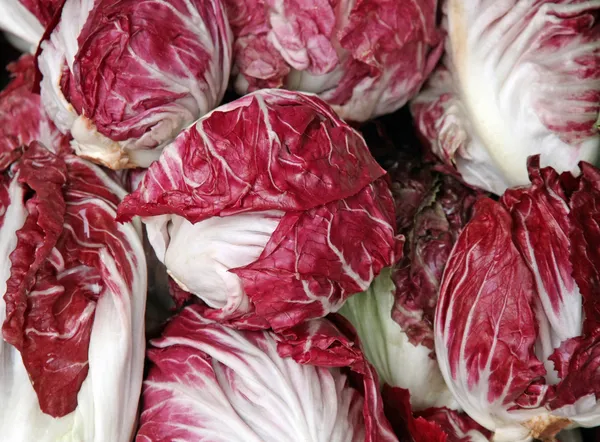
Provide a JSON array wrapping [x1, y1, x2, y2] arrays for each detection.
[[418, 405, 493, 442], [117, 90, 385, 223], [382, 386, 492, 442], [435, 198, 548, 414], [2, 142, 67, 349], [549, 334, 600, 410], [2, 143, 69, 415], [500, 157, 582, 355], [2, 144, 139, 417], [547, 161, 600, 411], [232, 177, 402, 331], [390, 152, 481, 349], [381, 386, 448, 442], [569, 162, 600, 335], [20, 0, 64, 28], [277, 314, 365, 371]]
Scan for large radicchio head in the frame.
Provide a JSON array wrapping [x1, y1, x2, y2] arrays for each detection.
[[435, 157, 600, 440], [38, 0, 233, 169], [136, 304, 398, 442], [224, 0, 444, 122], [118, 89, 402, 332]]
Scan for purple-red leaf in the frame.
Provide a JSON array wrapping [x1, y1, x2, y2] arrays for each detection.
[[435, 198, 547, 431], [390, 153, 481, 349], [570, 163, 600, 335], [2, 143, 145, 418], [118, 90, 385, 222], [234, 178, 400, 331]]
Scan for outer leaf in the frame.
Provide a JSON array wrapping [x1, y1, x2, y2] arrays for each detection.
[[3, 143, 68, 364], [412, 0, 600, 195], [118, 89, 385, 222], [38, 0, 232, 169], [569, 162, 600, 334], [549, 335, 600, 414], [0, 163, 31, 440], [418, 407, 492, 442], [277, 315, 364, 370], [382, 386, 448, 442], [340, 268, 457, 410], [501, 158, 582, 376], [434, 198, 548, 436], [225, 0, 443, 122], [234, 178, 400, 330], [546, 161, 600, 428], [136, 305, 370, 442], [382, 386, 493, 442]]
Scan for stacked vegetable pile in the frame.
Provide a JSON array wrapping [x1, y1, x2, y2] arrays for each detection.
[[0, 0, 598, 441]]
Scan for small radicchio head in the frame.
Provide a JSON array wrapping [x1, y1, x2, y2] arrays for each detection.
[[434, 157, 600, 440], [224, 0, 444, 122], [118, 89, 402, 331], [0, 54, 71, 168], [389, 150, 482, 351], [136, 305, 398, 442], [411, 0, 600, 195], [0, 143, 147, 441], [0, 0, 62, 51], [38, 0, 233, 170]]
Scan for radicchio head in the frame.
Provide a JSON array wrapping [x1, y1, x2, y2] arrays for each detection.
[[118, 89, 402, 332], [38, 0, 233, 169], [224, 0, 444, 122], [0, 143, 147, 441], [136, 305, 398, 442], [435, 157, 600, 440], [412, 0, 600, 195]]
